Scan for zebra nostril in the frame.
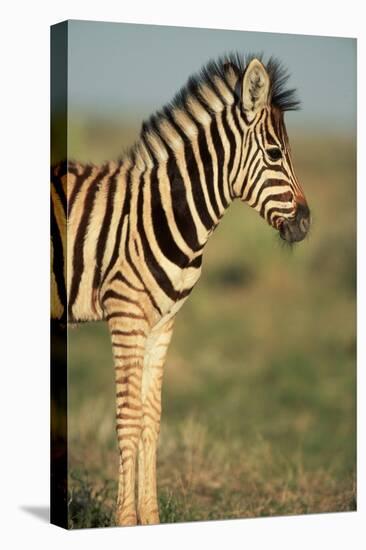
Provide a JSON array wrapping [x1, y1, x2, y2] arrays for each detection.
[[296, 202, 310, 222], [295, 202, 310, 235], [299, 217, 309, 233]]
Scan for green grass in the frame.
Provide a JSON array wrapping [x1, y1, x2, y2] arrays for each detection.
[[67, 118, 356, 527]]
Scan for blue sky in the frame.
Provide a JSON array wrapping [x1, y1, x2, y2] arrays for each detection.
[[66, 20, 356, 133]]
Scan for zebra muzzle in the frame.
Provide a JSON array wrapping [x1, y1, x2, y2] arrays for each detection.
[[279, 203, 310, 243]]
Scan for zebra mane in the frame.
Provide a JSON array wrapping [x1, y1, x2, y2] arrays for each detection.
[[131, 53, 299, 163], [172, 52, 300, 113]]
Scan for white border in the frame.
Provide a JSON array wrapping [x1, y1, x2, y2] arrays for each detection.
[[0, 1, 364, 548]]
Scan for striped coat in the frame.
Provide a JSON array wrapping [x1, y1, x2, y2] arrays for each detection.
[[51, 54, 310, 526]]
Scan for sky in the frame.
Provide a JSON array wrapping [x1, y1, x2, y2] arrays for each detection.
[[63, 19, 356, 133]]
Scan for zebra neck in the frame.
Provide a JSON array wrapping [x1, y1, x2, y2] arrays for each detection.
[[130, 107, 244, 255], [148, 150, 234, 257]]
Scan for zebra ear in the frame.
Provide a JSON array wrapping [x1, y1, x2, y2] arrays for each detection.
[[241, 59, 270, 120]]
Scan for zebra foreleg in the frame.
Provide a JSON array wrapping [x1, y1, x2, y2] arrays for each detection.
[[106, 309, 148, 526], [137, 318, 175, 525]]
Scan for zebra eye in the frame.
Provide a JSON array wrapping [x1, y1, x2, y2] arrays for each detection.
[[267, 147, 282, 161]]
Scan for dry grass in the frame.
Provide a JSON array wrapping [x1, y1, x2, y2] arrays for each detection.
[[68, 415, 356, 527]]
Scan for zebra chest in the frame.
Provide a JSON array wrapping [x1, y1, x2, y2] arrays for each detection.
[[156, 261, 202, 324], [179, 262, 202, 292]]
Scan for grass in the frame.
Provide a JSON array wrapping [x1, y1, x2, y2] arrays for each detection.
[[66, 117, 356, 527]]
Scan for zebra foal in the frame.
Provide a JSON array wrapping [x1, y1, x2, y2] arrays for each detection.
[[51, 54, 310, 526]]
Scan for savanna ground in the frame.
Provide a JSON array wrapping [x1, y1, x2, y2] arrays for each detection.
[[65, 116, 356, 528]]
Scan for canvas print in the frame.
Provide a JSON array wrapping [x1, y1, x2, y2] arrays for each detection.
[[50, 20, 356, 529]]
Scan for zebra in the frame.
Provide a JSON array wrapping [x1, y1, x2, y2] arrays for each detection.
[[51, 54, 310, 527]]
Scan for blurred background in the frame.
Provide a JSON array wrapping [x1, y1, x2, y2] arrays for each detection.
[[64, 20, 356, 527]]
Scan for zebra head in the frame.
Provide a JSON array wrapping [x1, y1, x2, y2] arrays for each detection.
[[233, 58, 310, 243]]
